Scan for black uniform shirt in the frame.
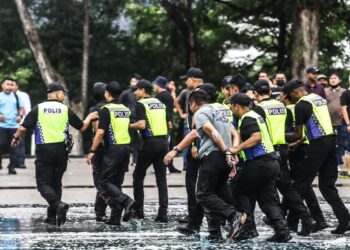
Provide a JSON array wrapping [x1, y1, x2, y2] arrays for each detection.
[[239, 116, 260, 142], [341, 90, 350, 122], [294, 100, 313, 126], [155, 90, 173, 122], [22, 100, 84, 130]]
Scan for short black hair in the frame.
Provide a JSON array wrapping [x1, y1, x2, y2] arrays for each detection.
[[189, 89, 209, 105], [106, 81, 122, 99], [2, 77, 15, 84], [131, 73, 141, 80]]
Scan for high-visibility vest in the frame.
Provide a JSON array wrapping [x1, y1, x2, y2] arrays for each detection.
[[286, 104, 309, 144], [298, 93, 334, 141], [36, 101, 69, 144], [258, 99, 287, 145], [103, 103, 131, 145], [238, 110, 274, 161], [138, 98, 168, 137]]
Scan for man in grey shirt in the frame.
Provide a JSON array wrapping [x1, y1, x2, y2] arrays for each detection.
[[189, 89, 246, 241]]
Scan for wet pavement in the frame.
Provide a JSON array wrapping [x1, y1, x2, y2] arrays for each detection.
[[1, 200, 350, 250]]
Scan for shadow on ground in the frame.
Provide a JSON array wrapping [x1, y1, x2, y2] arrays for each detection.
[[0, 200, 350, 249]]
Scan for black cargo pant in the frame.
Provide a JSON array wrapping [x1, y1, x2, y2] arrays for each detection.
[[294, 136, 350, 224], [92, 145, 108, 217], [276, 145, 311, 223], [287, 144, 326, 225], [235, 156, 289, 233], [35, 143, 68, 213], [196, 151, 237, 233], [100, 145, 132, 213], [186, 150, 204, 228], [133, 137, 169, 215]]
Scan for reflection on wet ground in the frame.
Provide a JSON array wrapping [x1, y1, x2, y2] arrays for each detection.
[[0, 200, 350, 249]]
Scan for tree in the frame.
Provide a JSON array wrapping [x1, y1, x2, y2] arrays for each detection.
[[291, 0, 320, 80]]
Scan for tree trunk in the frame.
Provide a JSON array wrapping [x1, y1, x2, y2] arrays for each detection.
[[160, 0, 197, 68], [291, 0, 320, 80], [15, 0, 84, 155], [277, 13, 287, 71], [81, 0, 89, 113]]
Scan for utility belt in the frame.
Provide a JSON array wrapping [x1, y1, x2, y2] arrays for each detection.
[[309, 134, 335, 143], [245, 152, 279, 162], [273, 144, 287, 151], [143, 135, 167, 141]]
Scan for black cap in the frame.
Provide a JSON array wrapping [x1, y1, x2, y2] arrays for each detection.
[[46, 82, 67, 93], [283, 79, 304, 96], [93, 82, 107, 101], [253, 80, 270, 92], [180, 67, 204, 80], [106, 81, 121, 96], [135, 79, 153, 92], [222, 75, 233, 88], [199, 83, 217, 102], [240, 83, 254, 93], [306, 66, 320, 74], [230, 93, 252, 107]]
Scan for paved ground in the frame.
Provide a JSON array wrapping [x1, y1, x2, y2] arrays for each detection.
[[0, 158, 350, 249]]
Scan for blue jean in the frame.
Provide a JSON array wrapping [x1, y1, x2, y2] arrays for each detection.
[[334, 125, 348, 165], [0, 127, 19, 169], [182, 121, 191, 170]]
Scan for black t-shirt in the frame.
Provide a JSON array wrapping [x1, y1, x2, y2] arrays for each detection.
[[155, 91, 174, 122], [119, 88, 137, 121], [89, 101, 107, 123], [341, 90, 350, 120], [294, 100, 313, 126], [22, 100, 84, 130], [98, 100, 120, 131], [240, 116, 260, 141]]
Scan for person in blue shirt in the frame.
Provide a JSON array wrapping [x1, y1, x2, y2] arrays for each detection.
[[0, 79, 24, 174]]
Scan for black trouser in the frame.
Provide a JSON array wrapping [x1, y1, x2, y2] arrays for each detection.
[[235, 156, 289, 233], [133, 137, 168, 214], [196, 151, 236, 233], [275, 145, 311, 222], [100, 145, 131, 212], [185, 151, 204, 228], [35, 143, 68, 208], [130, 129, 141, 165], [294, 136, 350, 224], [288, 144, 325, 225], [92, 145, 108, 217], [0, 127, 19, 170]]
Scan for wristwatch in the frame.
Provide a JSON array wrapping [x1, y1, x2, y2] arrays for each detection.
[[173, 146, 181, 154]]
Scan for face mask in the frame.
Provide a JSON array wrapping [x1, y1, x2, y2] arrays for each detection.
[[276, 80, 285, 87]]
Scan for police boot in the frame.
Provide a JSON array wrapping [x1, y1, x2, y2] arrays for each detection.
[[44, 206, 56, 225], [297, 217, 312, 236], [177, 223, 200, 236], [135, 208, 145, 219], [106, 209, 122, 226], [235, 215, 258, 241], [205, 230, 225, 243], [155, 207, 168, 223], [177, 215, 189, 224], [56, 201, 69, 227], [266, 231, 292, 243], [122, 199, 136, 222], [96, 215, 108, 222], [331, 220, 350, 235], [311, 220, 328, 233]]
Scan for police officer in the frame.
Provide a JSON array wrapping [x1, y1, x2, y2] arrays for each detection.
[[280, 85, 327, 232], [130, 79, 169, 222], [253, 80, 312, 235], [189, 89, 246, 241], [87, 81, 136, 225], [11, 82, 97, 226], [88, 82, 109, 222], [229, 93, 291, 242], [285, 81, 350, 234]]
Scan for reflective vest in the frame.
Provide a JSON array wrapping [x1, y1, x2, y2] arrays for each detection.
[[138, 97, 168, 137], [286, 104, 309, 144], [298, 93, 334, 141], [103, 103, 131, 145], [238, 110, 274, 161], [258, 99, 287, 145], [211, 102, 233, 124], [36, 101, 69, 144]]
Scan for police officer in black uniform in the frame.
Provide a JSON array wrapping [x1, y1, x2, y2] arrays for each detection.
[[130, 79, 169, 222], [12, 82, 97, 226], [87, 81, 136, 225], [89, 82, 109, 222]]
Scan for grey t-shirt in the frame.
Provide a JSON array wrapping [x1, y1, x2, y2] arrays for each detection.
[[194, 104, 233, 158]]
